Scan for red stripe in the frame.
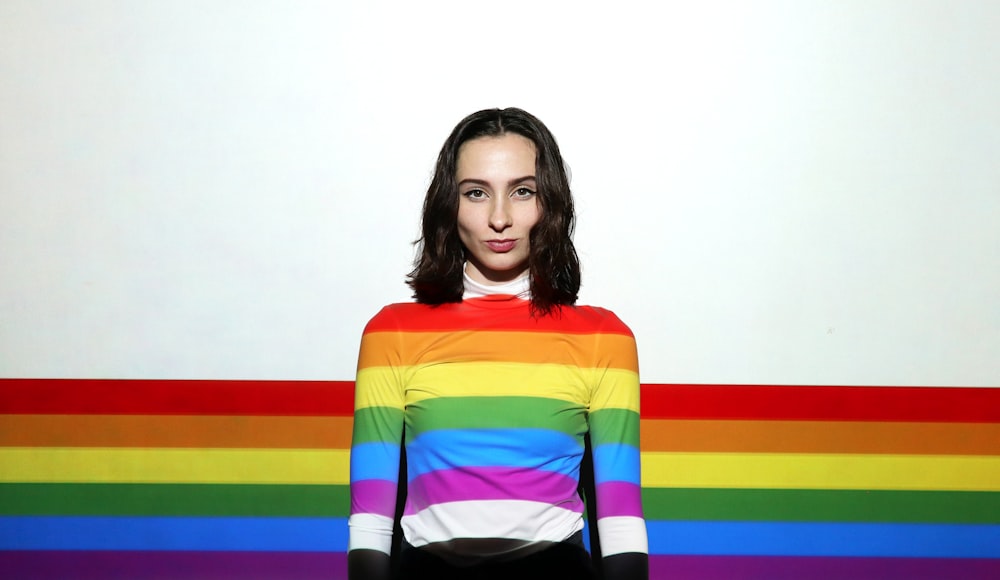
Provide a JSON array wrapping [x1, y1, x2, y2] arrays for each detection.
[[640, 384, 1000, 422], [363, 301, 634, 335], [3, 379, 997, 421], [0, 379, 355, 416]]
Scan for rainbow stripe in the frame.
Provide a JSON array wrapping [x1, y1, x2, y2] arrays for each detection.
[[1, 379, 998, 579]]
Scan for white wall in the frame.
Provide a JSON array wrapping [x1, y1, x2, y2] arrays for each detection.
[[1, 0, 998, 385]]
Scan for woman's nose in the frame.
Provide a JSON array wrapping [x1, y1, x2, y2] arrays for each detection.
[[489, 200, 512, 231]]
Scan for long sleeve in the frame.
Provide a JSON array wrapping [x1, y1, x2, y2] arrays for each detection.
[[588, 315, 648, 578], [348, 308, 406, 577]]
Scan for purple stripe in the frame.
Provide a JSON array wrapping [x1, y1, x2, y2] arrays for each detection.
[[0, 551, 346, 580], [595, 481, 644, 518], [6, 551, 997, 579], [649, 555, 1000, 580], [405, 467, 584, 515], [350, 479, 399, 518]]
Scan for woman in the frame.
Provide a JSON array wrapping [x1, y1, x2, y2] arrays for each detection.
[[348, 108, 648, 580]]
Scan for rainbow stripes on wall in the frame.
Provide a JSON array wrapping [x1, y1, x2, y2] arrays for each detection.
[[1, 379, 998, 579], [640, 384, 1000, 578]]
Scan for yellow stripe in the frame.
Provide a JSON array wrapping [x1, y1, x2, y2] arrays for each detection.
[[0, 448, 350, 484], [359, 330, 637, 369], [639, 419, 1000, 455], [356, 363, 639, 412], [641, 452, 1000, 491], [7, 448, 996, 491]]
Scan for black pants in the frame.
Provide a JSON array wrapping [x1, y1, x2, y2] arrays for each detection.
[[395, 534, 598, 580]]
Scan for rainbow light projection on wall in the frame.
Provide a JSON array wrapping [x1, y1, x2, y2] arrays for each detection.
[[1, 379, 998, 579]]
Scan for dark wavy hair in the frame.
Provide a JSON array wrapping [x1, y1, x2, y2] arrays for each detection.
[[407, 107, 581, 315]]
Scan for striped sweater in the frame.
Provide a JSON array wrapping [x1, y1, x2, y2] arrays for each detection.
[[348, 293, 648, 564]]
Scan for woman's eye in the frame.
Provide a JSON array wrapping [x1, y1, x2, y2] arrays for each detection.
[[463, 189, 487, 200], [512, 187, 536, 198]]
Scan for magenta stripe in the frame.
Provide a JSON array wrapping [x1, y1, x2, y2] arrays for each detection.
[[649, 555, 1000, 580], [405, 467, 584, 515], [0, 551, 346, 580], [350, 479, 399, 519], [595, 481, 643, 518]]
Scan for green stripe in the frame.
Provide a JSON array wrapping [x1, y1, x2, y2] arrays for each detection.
[[11, 485, 994, 524], [589, 408, 640, 447], [405, 396, 586, 441], [351, 406, 404, 444], [643, 488, 1000, 524], [0, 483, 350, 517]]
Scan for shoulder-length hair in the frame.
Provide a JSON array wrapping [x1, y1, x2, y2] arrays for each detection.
[[407, 107, 581, 314]]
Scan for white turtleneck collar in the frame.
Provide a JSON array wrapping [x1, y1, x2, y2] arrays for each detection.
[[462, 266, 531, 300]]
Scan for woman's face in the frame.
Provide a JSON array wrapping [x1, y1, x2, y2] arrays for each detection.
[[456, 133, 540, 285]]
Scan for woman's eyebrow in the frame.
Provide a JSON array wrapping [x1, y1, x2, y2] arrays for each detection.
[[508, 175, 537, 187], [457, 176, 537, 187]]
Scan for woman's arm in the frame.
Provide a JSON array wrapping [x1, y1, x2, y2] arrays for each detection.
[[603, 552, 650, 579], [589, 317, 649, 580], [348, 309, 406, 580], [347, 549, 392, 580]]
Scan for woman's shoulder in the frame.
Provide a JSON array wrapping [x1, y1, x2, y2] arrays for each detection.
[[363, 301, 430, 329], [558, 303, 635, 336], [362, 300, 471, 333], [371, 301, 428, 317]]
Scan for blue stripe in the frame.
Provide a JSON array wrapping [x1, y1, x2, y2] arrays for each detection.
[[349, 441, 401, 482], [6, 516, 997, 559], [646, 521, 1000, 558], [0, 516, 349, 552], [407, 429, 582, 479], [591, 444, 640, 485]]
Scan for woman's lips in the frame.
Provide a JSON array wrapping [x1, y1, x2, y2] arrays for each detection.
[[486, 239, 516, 252]]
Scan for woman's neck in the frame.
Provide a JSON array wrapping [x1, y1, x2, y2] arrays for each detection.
[[462, 267, 531, 299]]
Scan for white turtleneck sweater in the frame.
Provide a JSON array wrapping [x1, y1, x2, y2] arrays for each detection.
[[461, 268, 531, 299]]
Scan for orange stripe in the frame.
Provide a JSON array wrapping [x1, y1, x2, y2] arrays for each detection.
[[358, 330, 637, 369], [641, 419, 1000, 455], [0, 415, 353, 449], [8, 415, 997, 455]]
